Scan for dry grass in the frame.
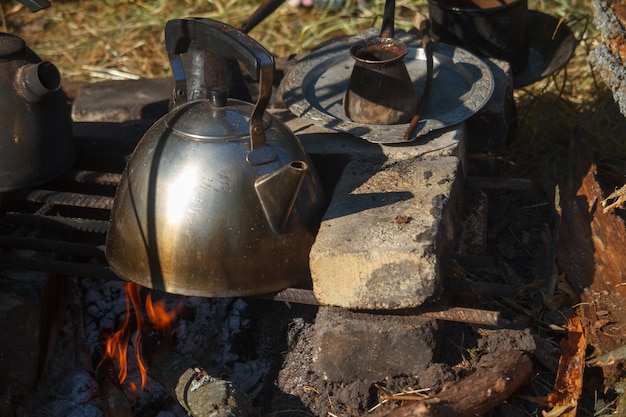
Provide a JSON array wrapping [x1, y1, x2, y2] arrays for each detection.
[[2, 0, 425, 80], [3, 0, 626, 185]]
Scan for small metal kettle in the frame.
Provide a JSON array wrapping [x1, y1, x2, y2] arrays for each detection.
[[0, 33, 74, 192], [106, 18, 326, 298]]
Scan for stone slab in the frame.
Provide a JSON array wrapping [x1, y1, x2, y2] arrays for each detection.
[[312, 306, 439, 382]]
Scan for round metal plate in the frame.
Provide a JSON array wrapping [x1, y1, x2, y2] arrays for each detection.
[[280, 31, 494, 144]]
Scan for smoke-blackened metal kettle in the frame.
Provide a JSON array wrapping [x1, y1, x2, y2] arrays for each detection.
[[106, 18, 326, 297], [0, 33, 74, 191]]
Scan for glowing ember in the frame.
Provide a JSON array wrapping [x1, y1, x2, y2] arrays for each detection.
[[97, 282, 183, 390]]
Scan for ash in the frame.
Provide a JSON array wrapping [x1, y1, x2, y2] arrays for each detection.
[[16, 277, 318, 417]]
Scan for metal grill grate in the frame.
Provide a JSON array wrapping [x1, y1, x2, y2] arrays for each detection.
[[0, 144, 128, 280]]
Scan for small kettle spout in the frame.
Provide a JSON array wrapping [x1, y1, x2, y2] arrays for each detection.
[[18, 62, 62, 103], [255, 160, 308, 235]]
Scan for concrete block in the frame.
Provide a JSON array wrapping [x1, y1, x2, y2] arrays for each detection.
[[0, 270, 65, 394], [308, 138, 464, 309], [312, 306, 439, 382]]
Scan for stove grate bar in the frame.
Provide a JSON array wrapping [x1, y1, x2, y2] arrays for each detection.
[[4, 212, 109, 234], [0, 254, 120, 281], [0, 236, 106, 259], [15, 189, 115, 210]]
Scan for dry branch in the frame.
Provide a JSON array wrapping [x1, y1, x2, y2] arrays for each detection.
[[269, 288, 502, 326], [141, 334, 257, 417], [377, 349, 533, 417], [97, 370, 134, 417]]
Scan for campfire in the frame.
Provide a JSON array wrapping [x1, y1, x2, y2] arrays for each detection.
[[86, 281, 256, 417]]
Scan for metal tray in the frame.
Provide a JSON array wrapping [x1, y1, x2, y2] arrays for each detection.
[[280, 33, 494, 144]]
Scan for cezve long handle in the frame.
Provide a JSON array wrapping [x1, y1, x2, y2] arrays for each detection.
[[404, 17, 434, 141]]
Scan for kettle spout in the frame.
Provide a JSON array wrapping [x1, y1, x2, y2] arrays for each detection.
[[255, 161, 308, 235], [18, 62, 62, 103]]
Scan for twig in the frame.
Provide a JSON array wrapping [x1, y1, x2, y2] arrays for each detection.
[[587, 344, 626, 367]]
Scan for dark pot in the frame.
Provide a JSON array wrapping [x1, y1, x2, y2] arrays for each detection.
[[0, 33, 74, 192], [428, 0, 529, 74]]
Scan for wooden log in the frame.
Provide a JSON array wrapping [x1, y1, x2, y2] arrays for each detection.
[[141, 334, 257, 417], [0, 270, 65, 394], [91, 346, 133, 417], [377, 349, 533, 417], [96, 361, 133, 417]]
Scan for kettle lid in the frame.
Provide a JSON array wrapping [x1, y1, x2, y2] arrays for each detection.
[[166, 98, 270, 141], [0, 33, 26, 57]]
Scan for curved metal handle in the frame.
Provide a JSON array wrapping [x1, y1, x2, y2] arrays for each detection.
[[165, 18, 275, 153]]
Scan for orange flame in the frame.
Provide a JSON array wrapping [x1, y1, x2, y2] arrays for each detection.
[[98, 282, 183, 390], [145, 293, 180, 344]]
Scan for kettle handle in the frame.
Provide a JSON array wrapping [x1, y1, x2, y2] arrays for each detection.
[[165, 18, 274, 155]]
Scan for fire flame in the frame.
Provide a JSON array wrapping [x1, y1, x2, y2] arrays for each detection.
[[98, 282, 183, 390]]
